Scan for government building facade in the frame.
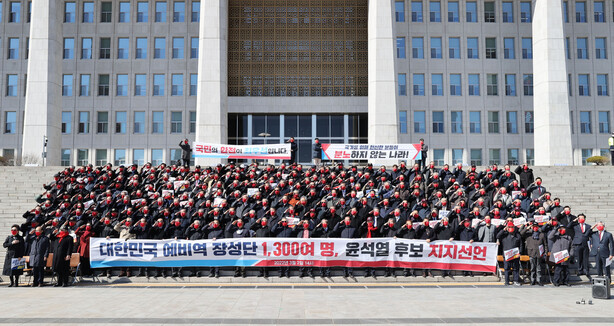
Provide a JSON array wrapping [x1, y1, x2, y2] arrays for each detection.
[[0, 0, 611, 166]]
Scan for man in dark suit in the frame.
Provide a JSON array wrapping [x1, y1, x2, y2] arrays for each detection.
[[589, 222, 614, 278], [179, 139, 192, 167], [567, 214, 591, 276], [288, 137, 298, 165]]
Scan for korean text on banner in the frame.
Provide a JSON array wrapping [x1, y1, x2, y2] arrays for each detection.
[[320, 144, 422, 161], [90, 238, 498, 273], [192, 143, 291, 160]]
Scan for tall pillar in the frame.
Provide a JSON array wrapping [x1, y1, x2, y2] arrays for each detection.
[[368, 0, 399, 164], [533, 0, 573, 165], [195, 0, 228, 167], [22, 0, 62, 166]]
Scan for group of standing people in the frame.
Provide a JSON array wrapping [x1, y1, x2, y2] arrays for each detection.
[[2, 140, 613, 285]]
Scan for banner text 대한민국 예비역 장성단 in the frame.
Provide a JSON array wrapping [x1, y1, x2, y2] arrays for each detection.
[[90, 238, 498, 273]]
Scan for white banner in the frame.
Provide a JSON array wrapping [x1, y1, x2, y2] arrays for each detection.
[[321, 144, 422, 161], [90, 238, 498, 273], [193, 143, 291, 160]]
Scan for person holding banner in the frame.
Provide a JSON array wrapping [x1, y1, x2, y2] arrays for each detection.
[[548, 226, 572, 286], [497, 224, 523, 286], [312, 138, 322, 169], [3, 225, 25, 287]]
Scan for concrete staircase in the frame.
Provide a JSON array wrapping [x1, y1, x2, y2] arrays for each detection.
[[0, 167, 58, 267], [531, 166, 614, 226]]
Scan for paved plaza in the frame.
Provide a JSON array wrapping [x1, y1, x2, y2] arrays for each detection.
[[0, 283, 612, 325]]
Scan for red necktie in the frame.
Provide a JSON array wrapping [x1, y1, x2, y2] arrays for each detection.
[[303, 230, 309, 238], [581, 224, 584, 233]]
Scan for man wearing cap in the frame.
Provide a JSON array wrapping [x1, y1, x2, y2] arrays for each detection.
[[609, 132, 614, 165], [588, 222, 614, 278], [520, 222, 547, 285]]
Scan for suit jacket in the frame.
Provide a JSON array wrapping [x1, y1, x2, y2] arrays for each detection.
[[28, 235, 50, 267], [567, 221, 591, 246], [590, 230, 614, 258], [53, 236, 73, 269]]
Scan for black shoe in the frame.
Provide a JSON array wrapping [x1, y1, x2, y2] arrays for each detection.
[[538, 282, 544, 286], [299, 273, 305, 278], [54, 284, 61, 287], [286, 273, 290, 278], [8, 283, 13, 287], [504, 282, 510, 286], [215, 273, 220, 278], [385, 271, 391, 277], [62, 284, 70, 287], [553, 283, 560, 287], [31, 284, 38, 287], [308, 271, 314, 278], [264, 272, 269, 278], [195, 271, 202, 277], [411, 270, 417, 277], [234, 271, 241, 277], [242, 272, 247, 278], [259, 271, 265, 277], [344, 272, 349, 278], [209, 273, 215, 278], [38, 284, 43, 287]]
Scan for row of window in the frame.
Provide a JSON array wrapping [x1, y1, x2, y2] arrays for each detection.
[[395, 1, 613, 24], [396, 73, 610, 97], [396, 36, 609, 61], [60, 111, 196, 135], [0, 110, 195, 135], [0, 1, 200, 24], [428, 148, 534, 166], [59, 148, 190, 167], [398, 110, 611, 135], [395, 1, 532, 23], [3, 36, 198, 61]]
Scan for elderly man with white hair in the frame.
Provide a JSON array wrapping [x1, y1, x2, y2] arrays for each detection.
[[589, 221, 614, 278]]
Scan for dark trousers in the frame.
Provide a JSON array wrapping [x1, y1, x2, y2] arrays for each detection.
[[279, 266, 289, 276], [79, 256, 92, 276], [610, 150, 614, 165], [319, 267, 331, 277], [504, 258, 520, 283], [181, 157, 190, 167], [344, 267, 354, 276], [32, 266, 44, 285], [529, 256, 542, 284], [573, 244, 589, 274], [209, 267, 219, 276], [553, 264, 569, 285], [9, 274, 20, 285], [416, 159, 425, 169], [595, 256, 612, 278], [55, 262, 70, 286]]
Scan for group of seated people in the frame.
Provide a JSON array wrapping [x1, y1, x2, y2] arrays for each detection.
[[3, 160, 613, 287]]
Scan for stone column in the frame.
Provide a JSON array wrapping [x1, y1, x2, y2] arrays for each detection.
[[22, 0, 62, 166], [532, 0, 573, 165], [368, 0, 399, 165], [195, 0, 228, 167]]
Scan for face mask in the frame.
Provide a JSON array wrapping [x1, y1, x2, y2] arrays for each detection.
[[35, 231, 42, 237], [394, 212, 400, 217], [157, 222, 163, 227], [388, 222, 394, 227], [508, 228, 515, 233], [485, 218, 491, 224], [464, 222, 470, 228], [552, 221, 558, 226], [532, 227, 539, 232], [424, 221, 430, 227], [536, 181, 542, 186], [559, 229, 566, 235], [597, 225, 604, 231], [261, 221, 268, 227], [282, 222, 288, 227], [578, 218, 585, 224], [11, 230, 18, 236], [174, 221, 181, 227], [345, 220, 351, 226], [69, 222, 76, 227], [125, 222, 131, 227]]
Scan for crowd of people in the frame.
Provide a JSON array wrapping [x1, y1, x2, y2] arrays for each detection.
[[3, 158, 613, 287]]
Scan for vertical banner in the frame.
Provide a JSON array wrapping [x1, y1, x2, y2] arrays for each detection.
[[90, 238, 498, 273], [321, 144, 422, 161]]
